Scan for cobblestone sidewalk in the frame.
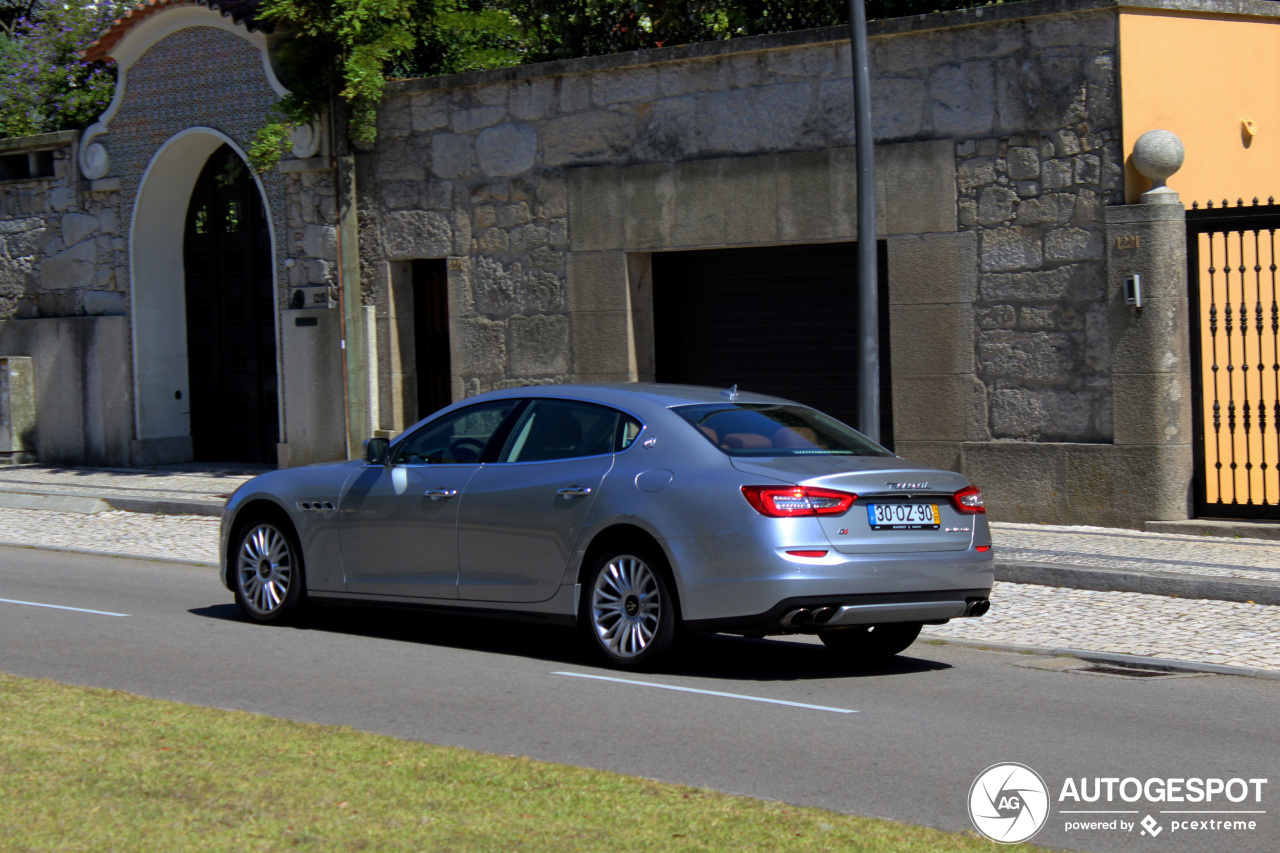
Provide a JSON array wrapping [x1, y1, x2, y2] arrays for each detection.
[[0, 506, 220, 565], [992, 522, 1280, 583], [0, 466, 254, 502], [0, 499, 1276, 674]]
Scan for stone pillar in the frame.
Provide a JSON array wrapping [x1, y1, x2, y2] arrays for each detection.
[[1104, 130, 1193, 521]]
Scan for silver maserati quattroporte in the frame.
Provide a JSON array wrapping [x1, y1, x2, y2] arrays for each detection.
[[220, 384, 993, 668]]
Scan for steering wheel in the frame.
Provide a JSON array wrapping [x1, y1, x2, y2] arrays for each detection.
[[448, 437, 486, 463]]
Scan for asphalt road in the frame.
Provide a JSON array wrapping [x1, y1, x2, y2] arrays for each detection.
[[1, 544, 1276, 853]]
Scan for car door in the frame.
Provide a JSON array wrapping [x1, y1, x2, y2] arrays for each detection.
[[456, 399, 624, 603], [338, 399, 522, 598]]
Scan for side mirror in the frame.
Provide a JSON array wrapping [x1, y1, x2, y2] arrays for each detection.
[[362, 437, 390, 465]]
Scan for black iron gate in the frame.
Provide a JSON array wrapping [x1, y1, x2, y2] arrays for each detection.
[[1188, 199, 1280, 518], [183, 145, 279, 464]]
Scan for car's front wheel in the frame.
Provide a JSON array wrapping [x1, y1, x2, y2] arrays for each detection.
[[583, 548, 677, 669], [232, 519, 305, 624], [819, 622, 922, 661]]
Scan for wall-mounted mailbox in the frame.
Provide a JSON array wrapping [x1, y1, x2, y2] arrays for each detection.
[[1123, 274, 1142, 309], [289, 286, 336, 310]]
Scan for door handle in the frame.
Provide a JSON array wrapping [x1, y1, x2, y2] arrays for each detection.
[[424, 489, 458, 500], [557, 486, 592, 498]]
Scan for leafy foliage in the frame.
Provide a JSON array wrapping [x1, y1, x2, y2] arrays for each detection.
[[0, 0, 130, 138], [501, 0, 988, 62], [250, 0, 529, 170], [0, 0, 40, 37]]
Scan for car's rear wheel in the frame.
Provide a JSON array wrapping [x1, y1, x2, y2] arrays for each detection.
[[232, 519, 305, 624], [583, 549, 677, 669], [819, 622, 922, 660]]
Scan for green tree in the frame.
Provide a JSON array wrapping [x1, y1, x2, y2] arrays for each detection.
[[250, 0, 529, 170], [504, 0, 990, 61], [0, 0, 131, 138], [0, 0, 40, 37]]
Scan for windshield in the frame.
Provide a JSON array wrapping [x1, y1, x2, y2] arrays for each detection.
[[672, 403, 893, 457]]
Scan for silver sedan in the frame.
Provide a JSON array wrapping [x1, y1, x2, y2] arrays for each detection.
[[220, 384, 993, 668]]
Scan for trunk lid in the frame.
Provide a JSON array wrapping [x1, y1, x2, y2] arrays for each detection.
[[730, 456, 977, 553]]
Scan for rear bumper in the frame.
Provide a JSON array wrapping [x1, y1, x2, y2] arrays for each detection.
[[665, 530, 994, 625], [682, 588, 992, 635]]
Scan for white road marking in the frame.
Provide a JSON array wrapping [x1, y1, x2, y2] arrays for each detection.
[[553, 671, 857, 714], [0, 597, 128, 617]]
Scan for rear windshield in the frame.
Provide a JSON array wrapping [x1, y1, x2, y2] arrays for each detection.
[[673, 404, 893, 457]]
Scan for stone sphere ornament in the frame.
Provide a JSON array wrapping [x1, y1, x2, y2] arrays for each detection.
[[1132, 129, 1185, 202]]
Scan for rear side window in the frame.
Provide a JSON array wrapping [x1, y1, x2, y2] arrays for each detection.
[[672, 403, 892, 458], [500, 400, 631, 463]]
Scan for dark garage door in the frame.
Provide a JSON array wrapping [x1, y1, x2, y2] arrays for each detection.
[[652, 242, 892, 447]]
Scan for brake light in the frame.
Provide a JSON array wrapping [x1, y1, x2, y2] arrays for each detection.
[[952, 485, 986, 514], [741, 486, 856, 517]]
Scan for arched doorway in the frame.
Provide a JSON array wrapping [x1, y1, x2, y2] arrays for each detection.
[[182, 144, 278, 463]]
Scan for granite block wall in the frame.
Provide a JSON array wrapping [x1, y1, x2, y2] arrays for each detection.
[[362, 4, 1124, 447], [0, 134, 125, 322]]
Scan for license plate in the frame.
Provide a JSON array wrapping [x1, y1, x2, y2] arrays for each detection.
[[867, 503, 940, 530]]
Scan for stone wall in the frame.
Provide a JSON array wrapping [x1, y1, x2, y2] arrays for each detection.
[[362, 1, 1124, 448], [0, 132, 125, 322], [0, 131, 133, 465], [943, 11, 1123, 444]]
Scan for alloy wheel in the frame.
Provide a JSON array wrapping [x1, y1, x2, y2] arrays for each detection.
[[236, 523, 294, 617], [590, 554, 662, 659]]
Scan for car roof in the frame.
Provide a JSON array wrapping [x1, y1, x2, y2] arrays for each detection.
[[474, 382, 797, 412]]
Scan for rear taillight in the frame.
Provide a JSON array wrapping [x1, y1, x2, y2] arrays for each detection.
[[952, 485, 986, 514], [741, 486, 856, 518]]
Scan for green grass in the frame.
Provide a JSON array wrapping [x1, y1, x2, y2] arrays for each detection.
[[0, 670, 1054, 852]]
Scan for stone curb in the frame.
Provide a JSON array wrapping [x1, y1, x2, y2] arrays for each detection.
[[996, 559, 1280, 606], [923, 636, 1280, 681], [1146, 519, 1280, 541], [0, 490, 223, 517], [0, 540, 217, 568], [105, 496, 224, 517], [0, 492, 112, 514]]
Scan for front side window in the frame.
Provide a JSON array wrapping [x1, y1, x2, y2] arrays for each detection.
[[500, 400, 631, 463], [393, 399, 520, 465], [673, 403, 892, 458]]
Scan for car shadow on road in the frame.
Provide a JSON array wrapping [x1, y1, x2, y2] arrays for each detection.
[[188, 602, 952, 682]]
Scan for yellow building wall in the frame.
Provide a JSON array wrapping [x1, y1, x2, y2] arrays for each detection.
[[1120, 10, 1280, 206]]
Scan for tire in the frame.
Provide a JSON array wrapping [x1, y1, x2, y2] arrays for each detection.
[[819, 622, 922, 661], [231, 519, 306, 624], [582, 548, 678, 669]]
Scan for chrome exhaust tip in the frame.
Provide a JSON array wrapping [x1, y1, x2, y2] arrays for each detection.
[[781, 607, 812, 628], [967, 599, 991, 617], [811, 606, 836, 625]]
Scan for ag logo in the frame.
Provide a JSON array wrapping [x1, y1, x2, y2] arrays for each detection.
[[968, 762, 1050, 843]]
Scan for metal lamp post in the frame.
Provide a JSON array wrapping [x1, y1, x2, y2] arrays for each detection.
[[847, 0, 880, 443]]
